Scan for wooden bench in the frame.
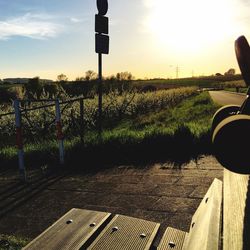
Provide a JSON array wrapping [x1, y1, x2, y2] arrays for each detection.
[[223, 169, 250, 250], [23, 178, 225, 250], [158, 178, 222, 250]]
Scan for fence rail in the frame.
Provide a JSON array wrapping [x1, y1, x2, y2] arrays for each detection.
[[1, 97, 86, 181], [0, 97, 87, 118]]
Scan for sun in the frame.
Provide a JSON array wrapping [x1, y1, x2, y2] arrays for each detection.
[[145, 0, 242, 54]]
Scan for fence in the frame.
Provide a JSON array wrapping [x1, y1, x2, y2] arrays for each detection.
[[0, 97, 85, 181]]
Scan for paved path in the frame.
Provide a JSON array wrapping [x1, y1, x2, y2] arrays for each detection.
[[209, 90, 246, 106], [0, 155, 223, 247]]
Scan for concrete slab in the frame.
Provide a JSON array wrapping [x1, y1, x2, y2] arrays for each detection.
[[0, 155, 223, 248]]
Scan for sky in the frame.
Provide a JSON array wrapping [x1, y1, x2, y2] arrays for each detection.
[[0, 0, 250, 80]]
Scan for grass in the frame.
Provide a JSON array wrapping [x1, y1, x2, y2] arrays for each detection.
[[133, 75, 243, 90], [92, 91, 219, 165], [0, 87, 197, 144], [224, 87, 248, 93], [0, 234, 29, 250], [129, 91, 216, 134], [0, 91, 220, 172]]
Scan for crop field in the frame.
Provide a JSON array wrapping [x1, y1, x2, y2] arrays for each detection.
[[0, 87, 197, 146], [133, 74, 243, 90], [0, 87, 219, 169]]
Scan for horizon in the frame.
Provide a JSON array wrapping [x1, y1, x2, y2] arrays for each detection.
[[1, 73, 242, 83], [0, 0, 249, 80]]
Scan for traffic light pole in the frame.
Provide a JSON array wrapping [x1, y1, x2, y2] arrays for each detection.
[[98, 52, 103, 134]]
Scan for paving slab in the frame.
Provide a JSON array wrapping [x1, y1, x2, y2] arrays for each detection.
[[189, 185, 213, 199], [0, 155, 223, 248]]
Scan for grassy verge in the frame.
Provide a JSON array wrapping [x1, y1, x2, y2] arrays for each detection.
[[0, 92, 219, 171], [224, 87, 248, 93], [0, 234, 29, 250]]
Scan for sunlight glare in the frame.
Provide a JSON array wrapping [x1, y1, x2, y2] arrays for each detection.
[[145, 0, 242, 54]]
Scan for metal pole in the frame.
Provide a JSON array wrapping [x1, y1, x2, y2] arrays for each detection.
[[79, 98, 84, 144], [14, 99, 26, 181], [98, 53, 103, 134], [55, 99, 64, 164]]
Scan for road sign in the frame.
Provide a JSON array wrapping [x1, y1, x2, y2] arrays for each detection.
[[95, 14, 109, 34], [95, 34, 109, 54], [95, 0, 109, 134], [97, 0, 108, 16]]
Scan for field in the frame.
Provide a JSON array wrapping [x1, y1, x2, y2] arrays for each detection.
[[0, 87, 197, 144], [0, 88, 219, 171], [0, 74, 244, 105], [133, 74, 243, 90]]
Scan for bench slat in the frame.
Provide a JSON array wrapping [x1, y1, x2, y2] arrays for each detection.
[[157, 227, 188, 250], [183, 178, 222, 250], [88, 214, 160, 250], [223, 169, 250, 250], [23, 208, 111, 250]]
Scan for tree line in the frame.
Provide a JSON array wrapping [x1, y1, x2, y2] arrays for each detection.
[[0, 71, 134, 103]]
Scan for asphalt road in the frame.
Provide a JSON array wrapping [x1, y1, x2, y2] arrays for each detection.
[[209, 91, 246, 106]]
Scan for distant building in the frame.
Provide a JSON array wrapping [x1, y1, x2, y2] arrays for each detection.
[[3, 78, 53, 84], [3, 78, 30, 84]]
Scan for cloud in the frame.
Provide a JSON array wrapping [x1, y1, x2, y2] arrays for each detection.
[[70, 17, 82, 23], [0, 13, 63, 40]]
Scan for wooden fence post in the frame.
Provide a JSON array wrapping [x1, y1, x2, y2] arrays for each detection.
[[14, 99, 26, 181], [79, 98, 84, 144], [55, 99, 64, 165]]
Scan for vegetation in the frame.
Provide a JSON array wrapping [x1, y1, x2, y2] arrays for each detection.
[[0, 72, 244, 105], [0, 87, 196, 144], [134, 74, 243, 91], [0, 71, 135, 104], [0, 71, 232, 171], [0, 91, 219, 170], [0, 234, 29, 250]]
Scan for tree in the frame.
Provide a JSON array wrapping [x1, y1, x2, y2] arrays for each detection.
[[116, 72, 133, 81], [75, 76, 85, 81], [25, 77, 43, 99], [215, 73, 222, 76], [116, 73, 121, 81], [85, 70, 97, 81], [105, 75, 116, 83], [113, 72, 134, 94], [57, 74, 68, 82], [44, 83, 61, 98], [224, 68, 236, 76]]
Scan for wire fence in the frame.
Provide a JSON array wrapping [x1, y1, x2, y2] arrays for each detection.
[[0, 87, 199, 181], [1, 97, 87, 181]]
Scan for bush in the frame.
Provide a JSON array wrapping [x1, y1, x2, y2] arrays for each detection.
[[0, 87, 197, 146]]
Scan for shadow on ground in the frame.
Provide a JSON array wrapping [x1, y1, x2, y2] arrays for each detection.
[[0, 126, 213, 174], [65, 127, 213, 173], [0, 171, 66, 220], [0, 155, 223, 249]]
